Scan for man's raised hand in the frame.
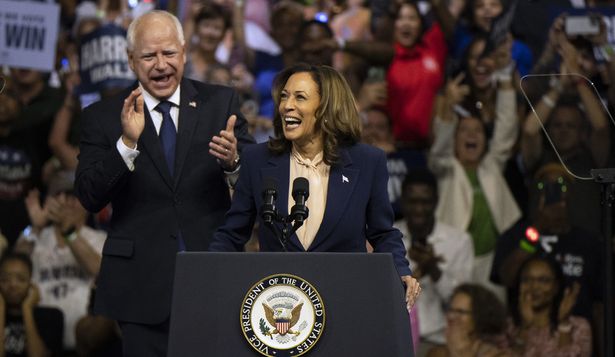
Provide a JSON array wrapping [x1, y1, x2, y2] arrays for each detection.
[[121, 88, 145, 149]]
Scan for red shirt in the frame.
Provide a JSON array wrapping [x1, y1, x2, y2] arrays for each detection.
[[387, 24, 447, 146]]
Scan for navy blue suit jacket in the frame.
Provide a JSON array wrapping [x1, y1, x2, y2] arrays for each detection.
[[76, 79, 253, 324], [209, 142, 412, 276]]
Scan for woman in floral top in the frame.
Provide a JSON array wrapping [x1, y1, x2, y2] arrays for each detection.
[[507, 254, 591, 357]]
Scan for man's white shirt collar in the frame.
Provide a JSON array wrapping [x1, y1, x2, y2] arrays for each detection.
[[139, 84, 181, 110]]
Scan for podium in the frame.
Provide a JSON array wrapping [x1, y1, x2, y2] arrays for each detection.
[[167, 252, 414, 357]]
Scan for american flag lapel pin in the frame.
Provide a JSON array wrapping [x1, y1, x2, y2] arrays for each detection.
[[189, 101, 197, 107], [342, 175, 349, 183]]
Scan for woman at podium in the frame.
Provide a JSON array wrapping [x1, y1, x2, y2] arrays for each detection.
[[210, 63, 420, 309]]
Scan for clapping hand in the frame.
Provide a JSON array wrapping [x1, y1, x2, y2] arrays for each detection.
[[24, 189, 48, 230], [46, 193, 68, 229], [22, 284, 40, 311], [408, 242, 443, 280], [558, 282, 580, 323], [121, 88, 145, 148], [47, 194, 86, 234]]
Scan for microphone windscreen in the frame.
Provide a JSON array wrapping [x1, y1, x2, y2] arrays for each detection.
[[262, 177, 277, 199], [292, 177, 309, 199]]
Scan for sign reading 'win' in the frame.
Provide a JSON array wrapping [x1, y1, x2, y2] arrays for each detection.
[[0, 0, 60, 71]]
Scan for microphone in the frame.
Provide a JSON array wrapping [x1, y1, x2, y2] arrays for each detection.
[[261, 177, 277, 224], [260, 177, 287, 251], [290, 177, 309, 225]]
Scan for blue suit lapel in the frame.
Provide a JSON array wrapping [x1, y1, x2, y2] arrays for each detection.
[[174, 79, 200, 188], [310, 148, 358, 250]]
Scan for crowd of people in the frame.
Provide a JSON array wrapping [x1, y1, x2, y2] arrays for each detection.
[[1, 0, 613, 356]]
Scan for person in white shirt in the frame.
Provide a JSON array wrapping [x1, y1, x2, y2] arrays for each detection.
[[395, 168, 474, 355], [14, 170, 105, 353]]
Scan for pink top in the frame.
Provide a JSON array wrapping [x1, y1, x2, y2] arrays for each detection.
[[507, 316, 592, 357]]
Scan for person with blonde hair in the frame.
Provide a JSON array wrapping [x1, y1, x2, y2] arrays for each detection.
[[210, 63, 421, 309]]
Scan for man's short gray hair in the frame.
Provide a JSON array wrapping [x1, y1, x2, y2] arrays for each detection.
[[126, 10, 185, 51]]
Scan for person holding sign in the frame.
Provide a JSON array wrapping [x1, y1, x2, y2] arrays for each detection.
[[75, 10, 253, 356]]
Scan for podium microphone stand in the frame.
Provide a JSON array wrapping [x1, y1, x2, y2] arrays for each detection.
[[590, 168, 614, 357]]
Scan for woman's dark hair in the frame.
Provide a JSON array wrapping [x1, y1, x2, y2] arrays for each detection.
[[457, 33, 491, 92], [510, 254, 566, 333], [460, 0, 506, 33], [451, 283, 507, 339], [389, 0, 426, 46], [269, 63, 361, 165], [0, 252, 33, 276], [298, 19, 334, 40], [454, 34, 496, 138], [194, 2, 231, 30]]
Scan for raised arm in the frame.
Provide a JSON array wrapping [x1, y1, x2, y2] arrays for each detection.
[[21, 285, 49, 357], [49, 94, 79, 170], [428, 73, 469, 175], [430, 0, 456, 41], [486, 78, 518, 170], [559, 35, 610, 168], [209, 145, 258, 252], [521, 81, 558, 172], [75, 90, 141, 213]]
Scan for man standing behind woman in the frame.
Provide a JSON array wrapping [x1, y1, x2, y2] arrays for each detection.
[[75, 10, 253, 357], [209, 63, 421, 309]]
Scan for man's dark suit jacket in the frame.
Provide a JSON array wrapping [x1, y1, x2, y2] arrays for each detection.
[[75, 79, 253, 324], [209, 142, 412, 276]]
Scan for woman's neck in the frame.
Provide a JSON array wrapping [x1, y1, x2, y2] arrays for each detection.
[[460, 159, 480, 170], [530, 307, 551, 328], [292, 137, 324, 161]]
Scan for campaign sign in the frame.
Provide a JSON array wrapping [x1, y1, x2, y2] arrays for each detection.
[[78, 23, 134, 94], [0, 0, 60, 71]]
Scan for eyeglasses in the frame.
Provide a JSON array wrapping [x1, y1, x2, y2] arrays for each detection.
[[445, 306, 472, 316], [520, 276, 555, 285]]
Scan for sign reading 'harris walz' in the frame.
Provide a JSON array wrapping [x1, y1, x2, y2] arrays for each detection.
[[241, 274, 325, 356]]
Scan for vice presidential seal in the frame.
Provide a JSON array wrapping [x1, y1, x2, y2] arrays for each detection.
[[240, 274, 325, 356]]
